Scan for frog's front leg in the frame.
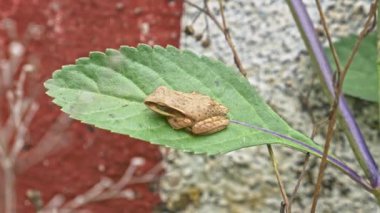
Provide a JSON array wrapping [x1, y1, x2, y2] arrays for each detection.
[[191, 116, 229, 135], [167, 117, 193, 129]]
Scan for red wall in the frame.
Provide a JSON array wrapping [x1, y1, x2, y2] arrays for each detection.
[[0, 0, 183, 212]]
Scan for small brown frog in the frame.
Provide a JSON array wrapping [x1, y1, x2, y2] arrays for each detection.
[[144, 86, 229, 135]]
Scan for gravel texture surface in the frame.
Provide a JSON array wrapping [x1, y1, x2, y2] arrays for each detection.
[[159, 0, 379, 212]]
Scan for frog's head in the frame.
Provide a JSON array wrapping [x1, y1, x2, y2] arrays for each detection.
[[144, 86, 180, 117]]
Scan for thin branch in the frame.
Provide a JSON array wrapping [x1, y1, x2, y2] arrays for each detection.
[[9, 102, 38, 162], [0, 146, 5, 162], [91, 162, 138, 201], [203, 6, 210, 38], [267, 145, 289, 213], [185, 0, 247, 76], [186, 2, 294, 211], [288, 120, 324, 211], [288, 153, 310, 209], [184, 1, 223, 33], [6, 70, 38, 162], [62, 178, 115, 210], [311, 1, 378, 211], [15, 114, 72, 174], [191, 9, 203, 25], [285, 0, 379, 189], [125, 162, 163, 185], [0, 22, 44, 213], [0, 69, 35, 213], [216, 0, 246, 75], [314, 0, 343, 84], [340, 2, 378, 85], [39, 162, 163, 212], [3, 159, 15, 213]]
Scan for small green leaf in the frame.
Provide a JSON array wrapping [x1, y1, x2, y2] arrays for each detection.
[[325, 34, 378, 102], [45, 45, 323, 155]]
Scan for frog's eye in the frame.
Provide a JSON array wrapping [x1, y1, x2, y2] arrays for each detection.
[[156, 105, 171, 112], [156, 104, 183, 116], [145, 102, 176, 117]]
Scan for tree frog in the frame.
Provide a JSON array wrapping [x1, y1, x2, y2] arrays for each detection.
[[144, 86, 229, 135]]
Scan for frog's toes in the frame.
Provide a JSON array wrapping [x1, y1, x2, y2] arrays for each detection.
[[168, 117, 193, 129]]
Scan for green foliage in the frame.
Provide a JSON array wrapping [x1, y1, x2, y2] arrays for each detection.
[[325, 34, 378, 102], [45, 45, 323, 155]]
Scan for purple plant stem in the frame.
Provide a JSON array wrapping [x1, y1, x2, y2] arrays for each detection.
[[286, 0, 379, 187], [230, 120, 372, 191]]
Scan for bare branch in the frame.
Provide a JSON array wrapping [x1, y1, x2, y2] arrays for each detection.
[[15, 114, 72, 174], [0, 22, 42, 213], [185, 2, 291, 212], [185, 0, 247, 76], [39, 161, 163, 213], [311, 1, 378, 211], [267, 145, 289, 212], [9, 102, 38, 162], [315, 0, 342, 81], [216, 0, 246, 76]]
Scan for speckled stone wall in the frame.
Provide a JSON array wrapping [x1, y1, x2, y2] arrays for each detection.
[[159, 1, 379, 212]]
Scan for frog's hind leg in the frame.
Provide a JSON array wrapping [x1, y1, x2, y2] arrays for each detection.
[[167, 117, 193, 130], [191, 116, 229, 135]]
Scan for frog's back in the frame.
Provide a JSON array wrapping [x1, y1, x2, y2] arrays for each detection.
[[145, 86, 228, 121], [178, 92, 228, 121]]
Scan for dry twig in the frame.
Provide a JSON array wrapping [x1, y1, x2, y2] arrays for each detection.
[[267, 145, 290, 213], [288, 119, 326, 212], [38, 159, 163, 213], [310, 1, 378, 212], [185, 1, 289, 211], [184, 0, 247, 76]]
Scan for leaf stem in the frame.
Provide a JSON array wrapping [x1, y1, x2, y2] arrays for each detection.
[[230, 120, 372, 191], [284, 0, 379, 188], [267, 145, 290, 213]]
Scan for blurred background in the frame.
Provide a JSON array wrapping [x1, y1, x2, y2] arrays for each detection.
[[0, 0, 379, 212], [0, 0, 182, 212]]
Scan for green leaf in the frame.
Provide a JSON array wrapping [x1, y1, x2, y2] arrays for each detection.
[[325, 34, 378, 102], [45, 45, 322, 155]]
